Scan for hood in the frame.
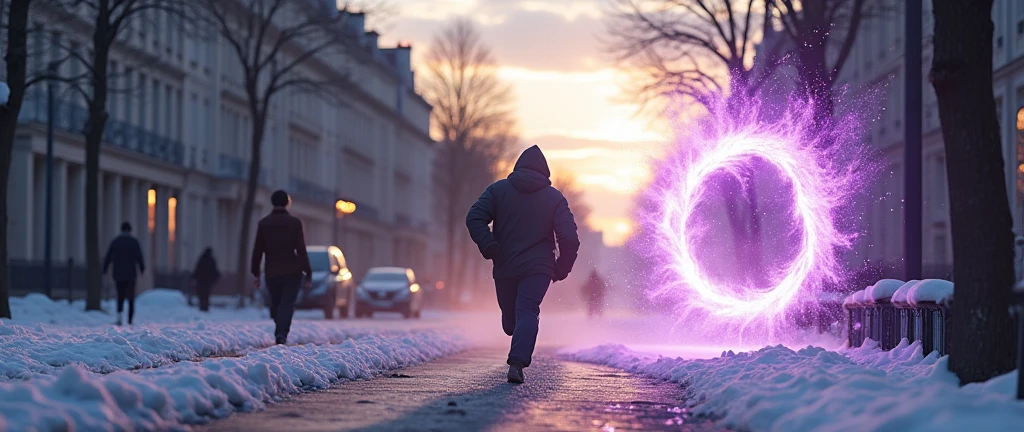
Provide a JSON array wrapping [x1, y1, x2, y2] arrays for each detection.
[[507, 145, 552, 193]]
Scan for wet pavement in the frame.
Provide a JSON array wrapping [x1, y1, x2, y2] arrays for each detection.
[[198, 349, 723, 431]]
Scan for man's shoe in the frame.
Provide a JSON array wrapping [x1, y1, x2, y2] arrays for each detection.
[[507, 365, 525, 384], [275, 335, 287, 345]]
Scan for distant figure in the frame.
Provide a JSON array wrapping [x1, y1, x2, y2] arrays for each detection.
[[102, 222, 145, 326], [581, 269, 606, 318], [467, 145, 580, 384], [190, 248, 221, 312], [251, 190, 312, 345]]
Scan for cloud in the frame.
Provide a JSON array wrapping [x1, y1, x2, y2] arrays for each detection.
[[382, 1, 610, 72]]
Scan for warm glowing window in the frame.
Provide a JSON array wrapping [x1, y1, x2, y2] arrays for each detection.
[[147, 189, 156, 233], [168, 196, 177, 267], [168, 197, 177, 242]]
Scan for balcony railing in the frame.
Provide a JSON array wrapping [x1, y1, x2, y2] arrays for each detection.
[[19, 94, 184, 166], [289, 176, 334, 205], [218, 154, 246, 181]]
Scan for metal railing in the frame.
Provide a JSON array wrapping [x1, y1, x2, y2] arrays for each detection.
[[846, 299, 952, 355], [19, 94, 184, 166], [289, 176, 335, 205], [7, 258, 114, 301]]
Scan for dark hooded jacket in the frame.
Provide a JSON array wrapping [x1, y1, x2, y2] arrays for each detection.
[[192, 250, 221, 287], [103, 233, 145, 282], [466, 145, 581, 280]]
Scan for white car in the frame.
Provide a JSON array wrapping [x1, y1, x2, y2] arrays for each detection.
[[355, 267, 423, 319]]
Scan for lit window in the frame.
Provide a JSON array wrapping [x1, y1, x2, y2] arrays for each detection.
[[147, 189, 156, 233]]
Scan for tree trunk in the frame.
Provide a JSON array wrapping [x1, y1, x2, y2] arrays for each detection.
[[0, 0, 32, 319], [84, 10, 112, 312], [930, 0, 1017, 384], [235, 111, 266, 307]]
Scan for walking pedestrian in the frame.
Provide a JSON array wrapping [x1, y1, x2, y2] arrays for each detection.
[[102, 222, 145, 326], [581, 269, 606, 318], [251, 190, 312, 345], [190, 248, 220, 312], [467, 145, 580, 384]]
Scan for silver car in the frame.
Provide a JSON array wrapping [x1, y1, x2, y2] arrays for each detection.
[[355, 267, 423, 319]]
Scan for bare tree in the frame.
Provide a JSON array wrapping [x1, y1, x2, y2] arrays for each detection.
[[422, 19, 518, 303], [606, 0, 784, 113], [772, 0, 876, 132], [608, 1, 786, 285], [191, 0, 380, 305], [39, 0, 188, 311], [0, 0, 34, 319], [930, 0, 1016, 384]]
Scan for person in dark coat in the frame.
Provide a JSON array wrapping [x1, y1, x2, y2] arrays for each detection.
[[467, 145, 580, 384], [103, 222, 145, 326], [251, 190, 312, 345], [190, 248, 221, 312], [581, 269, 606, 318]]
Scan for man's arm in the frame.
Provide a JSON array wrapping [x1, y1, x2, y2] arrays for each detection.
[[134, 238, 146, 275], [553, 197, 580, 281], [251, 222, 265, 278], [466, 186, 500, 259], [295, 219, 312, 278]]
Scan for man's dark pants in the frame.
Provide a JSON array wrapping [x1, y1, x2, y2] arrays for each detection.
[[495, 274, 551, 367], [115, 280, 137, 324], [266, 273, 302, 341], [196, 283, 212, 312]]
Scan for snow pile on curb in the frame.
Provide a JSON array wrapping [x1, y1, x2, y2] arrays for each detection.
[[0, 331, 466, 430], [0, 319, 400, 379], [569, 340, 1024, 431]]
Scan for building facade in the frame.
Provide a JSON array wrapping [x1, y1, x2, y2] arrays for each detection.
[[5, 4, 435, 292], [834, 0, 1024, 276]]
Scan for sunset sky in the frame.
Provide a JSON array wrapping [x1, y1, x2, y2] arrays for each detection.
[[378, 0, 667, 246]]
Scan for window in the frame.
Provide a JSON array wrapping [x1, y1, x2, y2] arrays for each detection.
[[124, 69, 134, 125], [147, 188, 157, 234], [152, 80, 161, 132], [168, 196, 177, 267], [137, 74, 147, 129]]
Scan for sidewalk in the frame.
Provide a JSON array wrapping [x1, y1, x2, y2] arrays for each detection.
[[198, 349, 723, 431]]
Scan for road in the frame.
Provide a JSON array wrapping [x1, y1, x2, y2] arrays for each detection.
[[198, 348, 722, 431]]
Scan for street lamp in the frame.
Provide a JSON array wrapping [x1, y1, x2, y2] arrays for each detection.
[[333, 198, 357, 247]]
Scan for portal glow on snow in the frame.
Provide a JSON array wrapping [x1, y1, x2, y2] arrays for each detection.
[[643, 92, 874, 336]]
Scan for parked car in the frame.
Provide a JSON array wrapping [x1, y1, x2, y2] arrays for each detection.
[[262, 245, 354, 319], [355, 267, 423, 319]]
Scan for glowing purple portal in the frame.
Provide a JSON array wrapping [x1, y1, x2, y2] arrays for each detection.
[[642, 92, 875, 337]]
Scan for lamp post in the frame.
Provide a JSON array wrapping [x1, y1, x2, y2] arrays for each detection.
[[44, 62, 57, 298], [904, 0, 923, 282], [333, 198, 356, 247]]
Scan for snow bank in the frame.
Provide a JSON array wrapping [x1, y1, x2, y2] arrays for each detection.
[[4, 290, 273, 327], [0, 318, 406, 379], [570, 341, 1024, 432], [0, 331, 466, 430]]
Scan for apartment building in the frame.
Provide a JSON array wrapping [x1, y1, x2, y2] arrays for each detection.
[[5, 3, 435, 291]]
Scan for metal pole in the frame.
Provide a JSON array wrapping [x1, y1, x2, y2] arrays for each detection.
[[44, 65, 56, 298], [904, 0, 923, 281]]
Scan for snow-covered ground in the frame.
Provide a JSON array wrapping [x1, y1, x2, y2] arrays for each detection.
[[570, 339, 1024, 432], [0, 291, 469, 431]]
